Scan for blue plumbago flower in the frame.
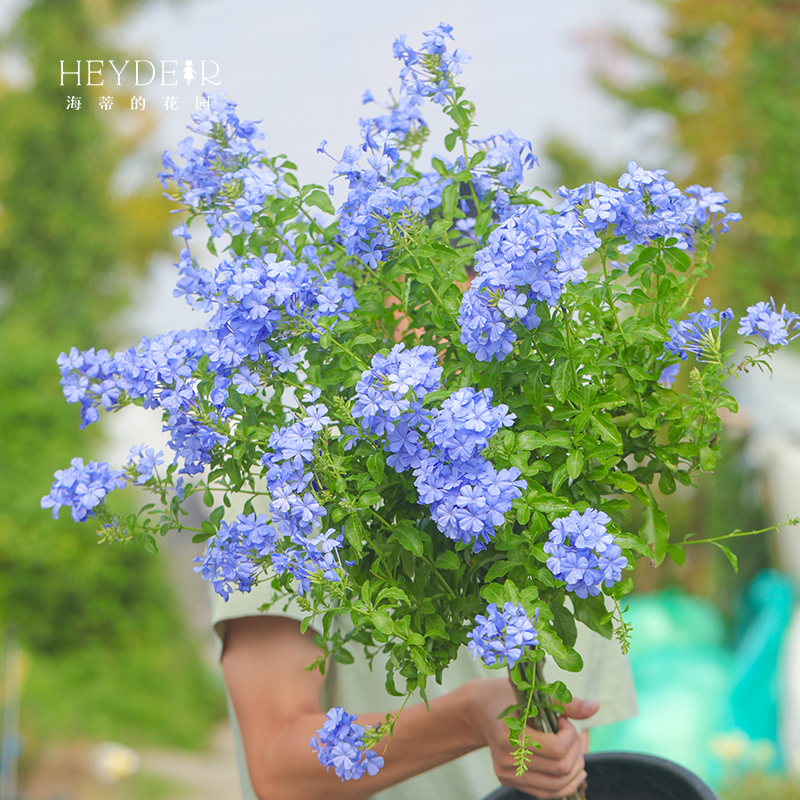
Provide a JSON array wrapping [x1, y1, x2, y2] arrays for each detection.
[[544, 509, 628, 599], [41, 458, 127, 523], [467, 602, 539, 668], [127, 444, 165, 485], [193, 513, 278, 600], [458, 205, 599, 362], [664, 297, 734, 362], [352, 346, 524, 551], [555, 163, 741, 256], [54, 245, 358, 477], [738, 298, 800, 347], [159, 92, 275, 242], [470, 131, 538, 194], [658, 363, 681, 389], [251, 409, 349, 595], [311, 707, 384, 781]]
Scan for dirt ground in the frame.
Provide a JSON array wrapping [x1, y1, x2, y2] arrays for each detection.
[[21, 722, 241, 800]]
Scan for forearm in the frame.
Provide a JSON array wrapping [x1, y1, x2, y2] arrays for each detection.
[[244, 681, 484, 800]]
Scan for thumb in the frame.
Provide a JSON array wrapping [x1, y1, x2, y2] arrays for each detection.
[[562, 697, 600, 720]]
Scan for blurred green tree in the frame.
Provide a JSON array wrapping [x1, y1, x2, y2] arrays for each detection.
[[557, 0, 800, 310], [0, 0, 222, 747]]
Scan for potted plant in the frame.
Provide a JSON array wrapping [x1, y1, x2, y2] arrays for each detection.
[[43, 23, 797, 799]]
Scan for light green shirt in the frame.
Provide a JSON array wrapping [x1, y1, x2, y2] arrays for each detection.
[[211, 581, 637, 800]]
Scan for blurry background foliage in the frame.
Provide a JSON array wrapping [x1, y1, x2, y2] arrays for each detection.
[[0, 0, 223, 755], [545, 0, 800, 601], [548, 0, 800, 313], [549, 1, 800, 793]]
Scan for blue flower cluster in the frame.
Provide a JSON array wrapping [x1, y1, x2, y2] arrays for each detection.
[[311, 707, 384, 781], [738, 298, 800, 347], [393, 22, 467, 107], [556, 162, 742, 255], [458, 205, 600, 362], [470, 131, 539, 206], [127, 445, 165, 485], [54, 244, 359, 478], [159, 92, 276, 241], [192, 392, 343, 600], [351, 345, 525, 551], [41, 457, 127, 523], [467, 602, 539, 669], [261, 394, 347, 594], [352, 343, 441, 461], [323, 26, 471, 269], [55, 331, 227, 475], [664, 296, 734, 362], [192, 512, 277, 600], [544, 509, 627, 599]]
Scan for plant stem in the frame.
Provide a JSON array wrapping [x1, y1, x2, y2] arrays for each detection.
[[682, 515, 798, 546], [511, 660, 584, 800]]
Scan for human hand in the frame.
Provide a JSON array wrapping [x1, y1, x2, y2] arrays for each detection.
[[469, 678, 599, 799]]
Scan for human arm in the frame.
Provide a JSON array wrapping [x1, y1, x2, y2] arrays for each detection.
[[222, 615, 598, 800]]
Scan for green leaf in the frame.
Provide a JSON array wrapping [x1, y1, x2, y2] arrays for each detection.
[[344, 515, 363, 554], [485, 560, 518, 582], [640, 499, 669, 565], [593, 415, 623, 448], [444, 130, 458, 152], [667, 543, 686, 566], [572, 594, 613, 639], [612, 473, 638, 493], [359, 491, 382, 508], [552, 359, 573, 403], [191, 531, 213, 544], [331, 647, 355, 664], [142, 534, 159, 557], [210, 505, 225, 526], [203, 487, 214, 507], [429, 219, 451, 239], [713, 542, 738, 573], [284, 172, 299, 190], [530, 495, 573, 515], [614, 533, 653, 559], [481, 583, 506, 605], [371, 609, 394, 635], [566, 451, 584, 480], [434, 551, 461, 570], [699, 446, 716, 471], [431, 157, 449, 177], [201, 520, 216, 536], [351, 333, 377, 347], [410, 645, 434, 676], [394, 523, 424, 557], [305, 189, 335, 214], [538, 627, 583, 672], [516, 431, 546, 451], [442, 182, 460, 220], [424, 614, 448, 640], [367, 452, 385, 485], [550, 602, 578, 647], [361, 580, 372, 607]]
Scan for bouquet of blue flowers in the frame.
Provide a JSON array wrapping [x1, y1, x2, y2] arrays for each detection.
[[43, 22, 798, 791]]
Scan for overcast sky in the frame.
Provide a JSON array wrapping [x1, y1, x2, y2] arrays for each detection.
[[111, 0, 669, 190]]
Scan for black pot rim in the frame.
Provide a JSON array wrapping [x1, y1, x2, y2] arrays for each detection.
[[585, 751, 719, 799], [482, 750, 720, 800]]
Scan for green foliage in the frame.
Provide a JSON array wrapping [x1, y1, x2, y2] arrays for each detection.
[[593, 0, 800, 311], [101, 75, 752, 705], [0, 0, 222, 748], [53, 27, 796, 780]]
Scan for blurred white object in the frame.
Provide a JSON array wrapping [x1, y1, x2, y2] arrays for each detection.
[[91, 742, 140, 784]]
